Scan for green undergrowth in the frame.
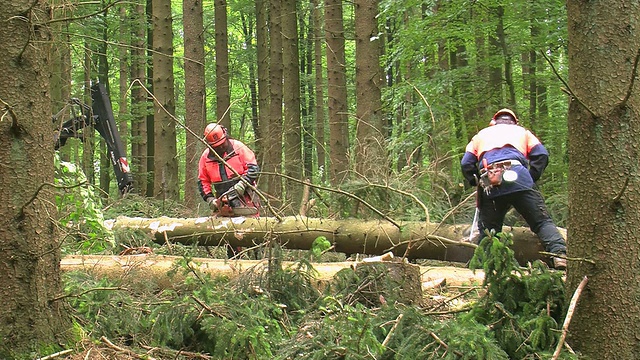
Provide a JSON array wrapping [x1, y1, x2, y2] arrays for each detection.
[[62, 231, 577, 359]]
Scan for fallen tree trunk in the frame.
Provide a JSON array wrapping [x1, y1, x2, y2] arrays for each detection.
[[106, 216, 566, 265], [60, 254, 485, 288]]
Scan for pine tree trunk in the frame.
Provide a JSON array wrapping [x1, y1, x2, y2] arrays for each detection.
[[567, 1, 640, 357], [354, 0, 385, 179], [267, 0, 284, 205], [282, 0, 303, 213], [325, 0, 349, 186], [130, 2, 148, 196], [214, 0, 231, 129], [183, 0, 206, 208], [313, 0, 326, 183], [152, 0, 179, 200], [0, 1, 71, 355]]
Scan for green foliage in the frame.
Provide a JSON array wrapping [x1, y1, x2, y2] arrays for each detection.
[[63, 230, 574, 359], [55, 154, 114, 254], [387, 307, 509, 360], [275, 297, 387, 360], [311, 236, 332, 260], [467, 231, 567, 359]]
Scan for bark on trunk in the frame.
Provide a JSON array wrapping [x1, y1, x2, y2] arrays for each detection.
[[107, 216, 564, 265]]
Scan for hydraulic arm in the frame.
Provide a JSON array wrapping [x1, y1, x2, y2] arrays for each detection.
[[53, 82, 133, 195]]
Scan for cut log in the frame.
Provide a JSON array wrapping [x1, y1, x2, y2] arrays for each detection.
[[106, 216, 566, 265], [60, 254, 485, 289]]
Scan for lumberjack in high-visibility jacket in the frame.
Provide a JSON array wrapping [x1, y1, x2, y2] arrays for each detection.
[[460, 108, 567, 269], [198, 123, 261, 259], [197, 123, 260, 212]]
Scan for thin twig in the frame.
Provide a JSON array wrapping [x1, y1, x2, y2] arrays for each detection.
[[49, 286, 123, 303], [382, 314, 403, 347], [539, 251, 595, 265], [45, 0, 123, 25], [364, 182, 430, 224], [622, 48, 640, 107], [541, 50, 597, 118], [552, 276, 588, 360], [15, 181, 87, 221], [612, 176, 630, 203], [0, 97, 19, 129], [269, 172, 401, 229], [101, 336, 156, 360], [430, 190, 476, 235], [35, 349, 73, 360]]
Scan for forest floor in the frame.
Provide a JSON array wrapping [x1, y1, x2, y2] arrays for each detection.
[[58, 253, 485, 360]]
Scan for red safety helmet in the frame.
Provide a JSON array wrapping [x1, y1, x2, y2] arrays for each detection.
[[490, 108, 519, 125], [204, 123, 227, 147]]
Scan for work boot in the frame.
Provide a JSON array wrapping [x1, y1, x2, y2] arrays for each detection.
[[552, 257, 567, 270]]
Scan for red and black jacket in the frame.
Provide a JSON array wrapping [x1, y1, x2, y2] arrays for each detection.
[[197, 139, 259, 201]]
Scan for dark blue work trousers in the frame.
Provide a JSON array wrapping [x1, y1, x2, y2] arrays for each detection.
[[477, 188, 567, 255]]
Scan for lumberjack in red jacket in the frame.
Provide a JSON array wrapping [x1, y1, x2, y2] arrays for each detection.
[[198, 123, 261, 257]]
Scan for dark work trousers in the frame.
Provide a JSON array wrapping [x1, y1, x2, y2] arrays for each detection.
[[476, 188, 567, 255]]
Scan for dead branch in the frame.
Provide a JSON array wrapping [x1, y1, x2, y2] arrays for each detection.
[[552, 275, 588, 360]]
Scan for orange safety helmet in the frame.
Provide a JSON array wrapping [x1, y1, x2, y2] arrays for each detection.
[[204, 123, 227, 147], [490, 108, 519, 125]]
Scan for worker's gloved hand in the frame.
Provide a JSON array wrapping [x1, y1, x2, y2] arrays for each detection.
[[233, 181, 246, 196], [246, 165, 260, 180], [207, 197, 218, 211]]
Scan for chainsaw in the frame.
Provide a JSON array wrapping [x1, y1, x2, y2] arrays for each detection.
[[215, 186, 259, 217]]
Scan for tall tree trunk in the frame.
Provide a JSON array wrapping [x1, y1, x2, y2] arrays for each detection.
[[98, 13, 111, 197], [255, 0, 269, 166], [495, 6, 516, 108], [354, 0, 385, 180], [146, 0, 155, 196], [183, 0, 206, 208], [50, 0, 72, 160], [325, 0, 349, 186], [488, 11, 503, 107], [241, 14, 260, 158], [83, 42, 95, 186], [313, 0, 326, 183], [118, 4, 129, 151], [282, 0, 303, 213], [267, 0, 284, 206], [0, 1, 71, 355], [567, 1, 640, 358], [302, 10, 314, 180], [215, 0, 231, 129], [152, 0, 179, 201], [131, 1, 148, 196]]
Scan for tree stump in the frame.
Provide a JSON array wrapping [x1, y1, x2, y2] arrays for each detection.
[[332, 256, 422, 307]]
